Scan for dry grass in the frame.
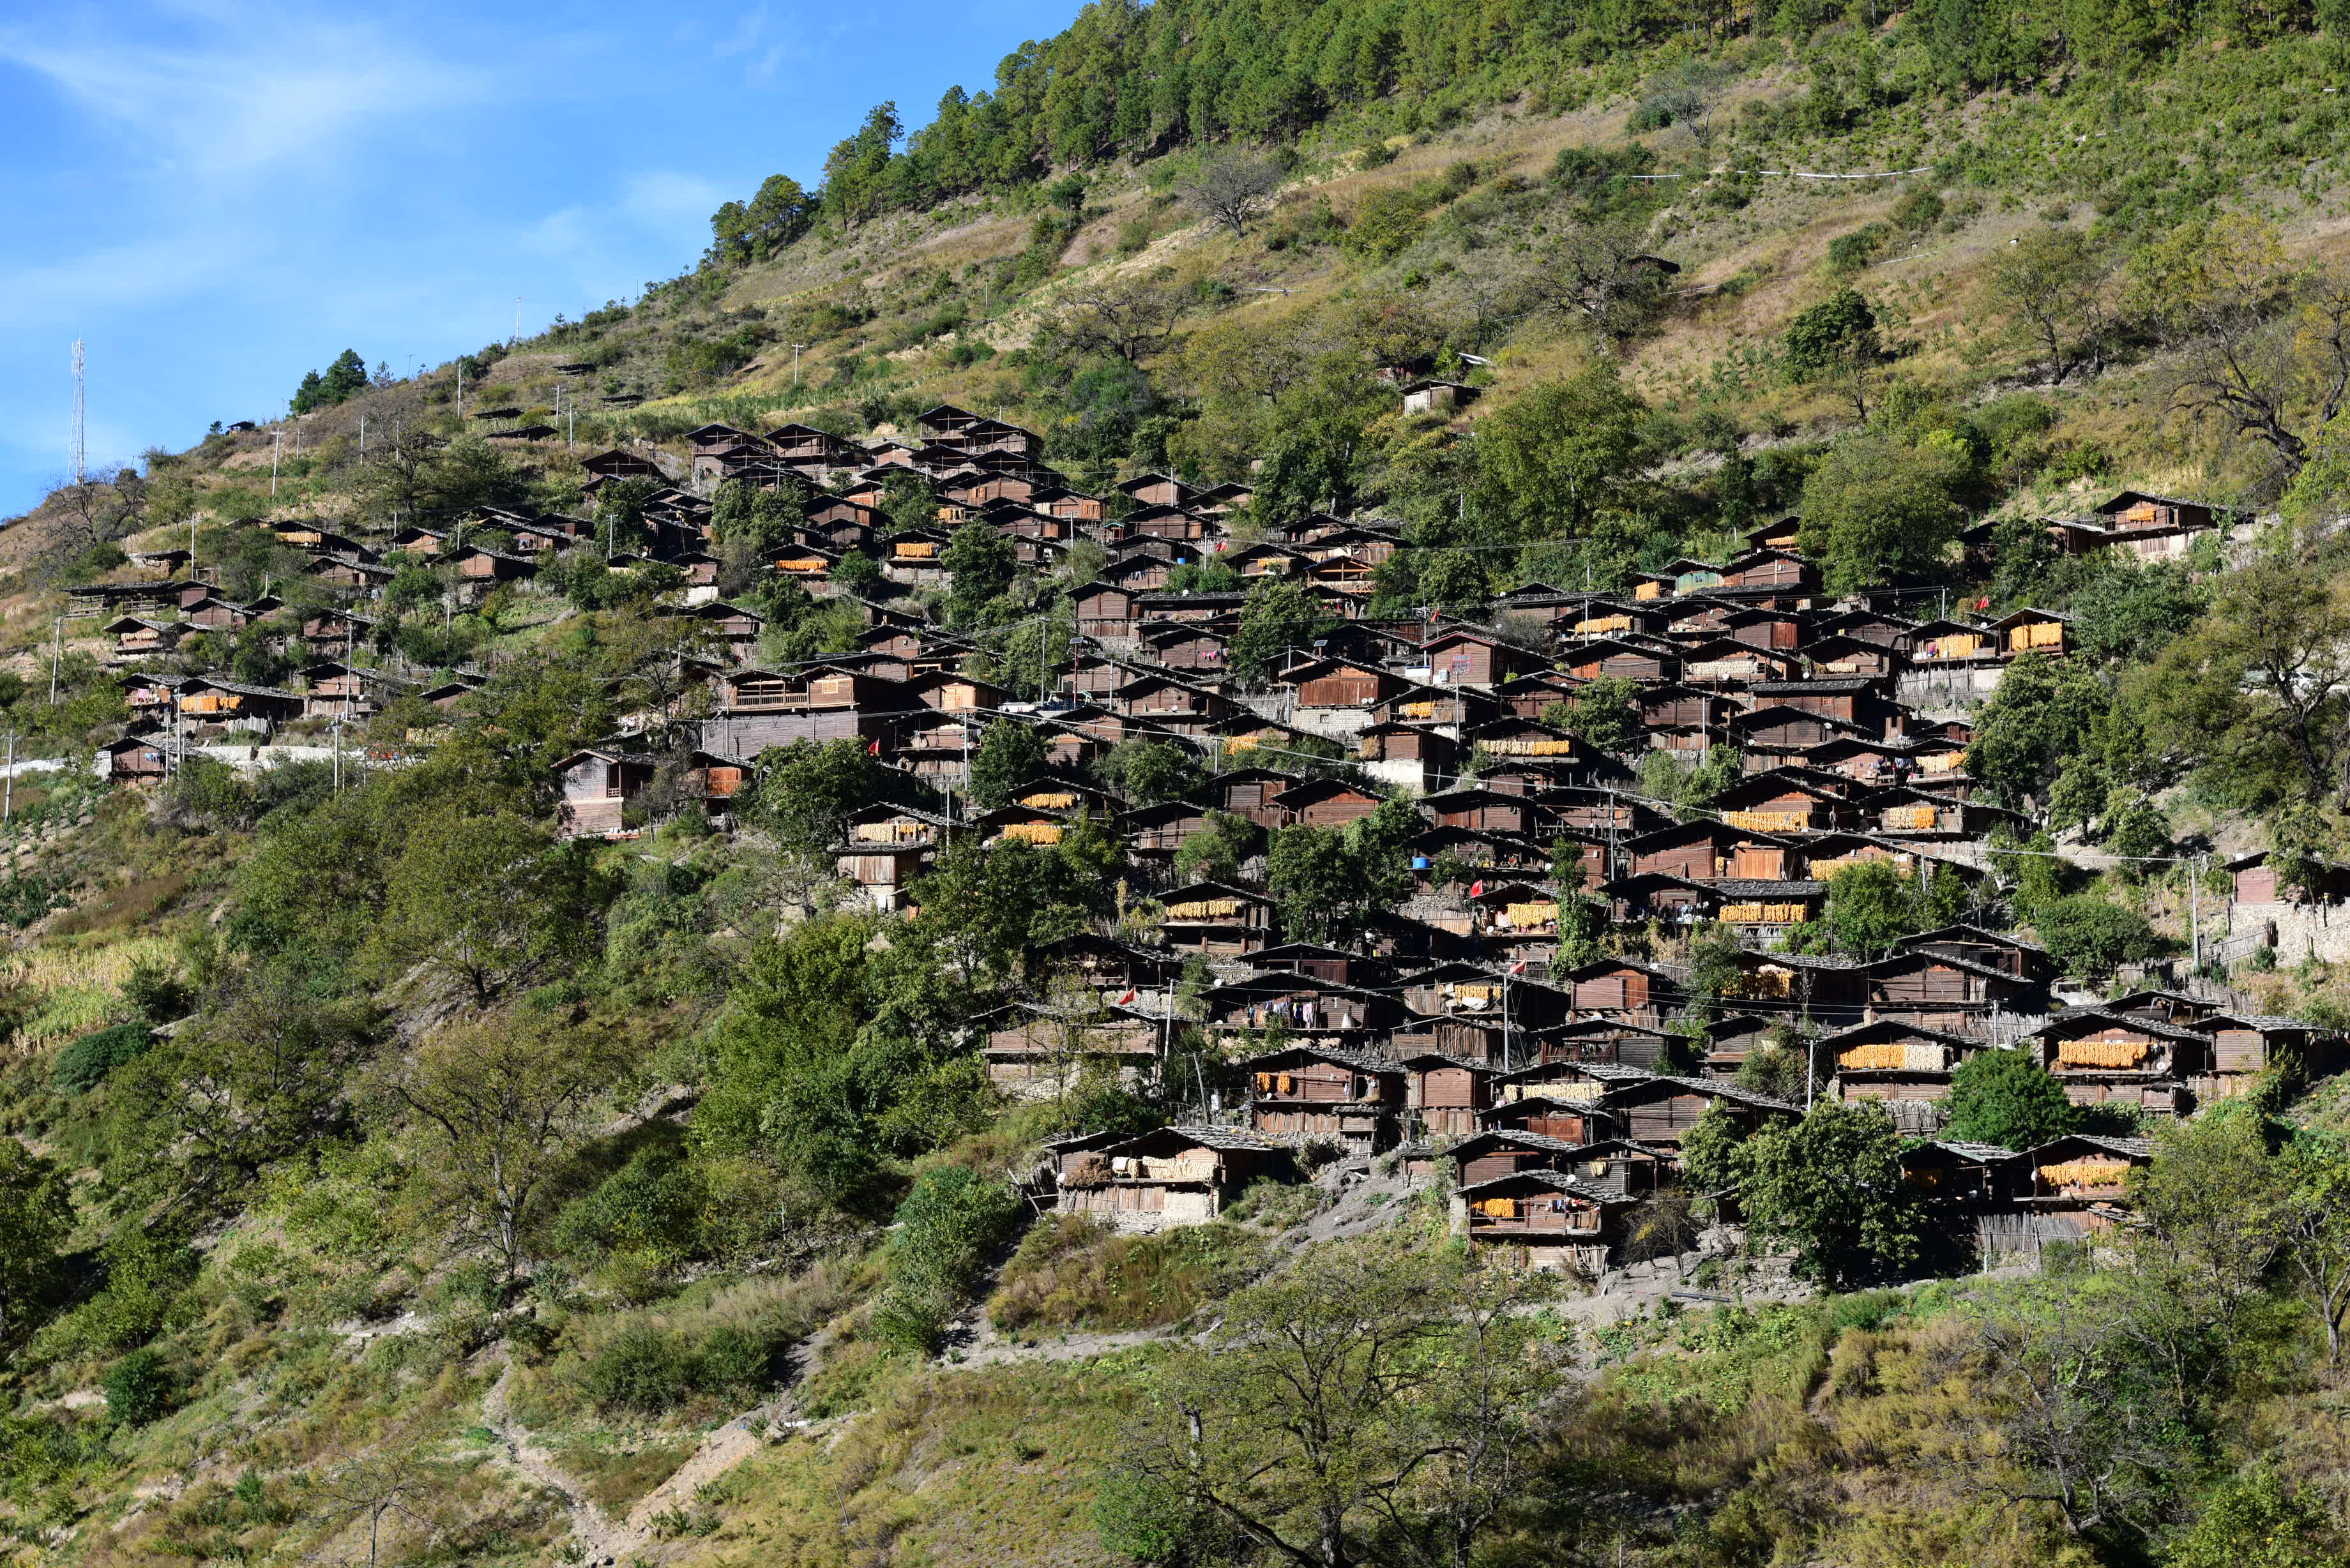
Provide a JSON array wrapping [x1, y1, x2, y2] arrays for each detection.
[[3, 931, 175, 1053]]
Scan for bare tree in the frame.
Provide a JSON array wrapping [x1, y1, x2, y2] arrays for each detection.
[[1985, 227, 2112, 385], [1049, 275, 1187, 365], [308, 1444, 443, 1568], [1183, 152, 1284, 240], [2137, 215, 2350, 483], [1521, 222, 1676, 343]]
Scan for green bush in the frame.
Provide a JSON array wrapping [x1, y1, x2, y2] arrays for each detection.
[[870, 1166, 1024, 1354], [54, 1023, 153, 1094], [575, 1318, 789, 1415], [102, 1348, 172, 1428]]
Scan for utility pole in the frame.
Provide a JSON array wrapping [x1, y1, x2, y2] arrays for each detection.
[[791, 344, 806, 386], [70, 340, 86, 485], [2190, 852, 2203, 976], [359, 414, 366, 460], [49, 616, 61, 704], [3, 732, 15, 825], [271, 428, 282, 497], [513, 296, 521, 347]]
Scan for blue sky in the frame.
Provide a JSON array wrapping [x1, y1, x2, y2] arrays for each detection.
[[0, 0, 1077, 516]]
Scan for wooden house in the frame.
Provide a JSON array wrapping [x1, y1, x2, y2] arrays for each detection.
[[1271, 777, 1384, 827], [2026, 1009, 2203, 1114], [1399, 1053, 1498, 1136], [1421, 629, 1546, 688], [1052, 1126, 1292, 1230], [1711, 772, 1857, 833], [2013, 1134, 2155, 1223], [1158, 880, 1278, 956], [176, 677, 303, 731], [1073, 583, 1139, 637], [1453, 1171, 1640, 1273], [1558, 956, 1683, 1023], [2183, 1013, 2349, 1103], [103, 616, 186, 665], [1994, 607, 2072, 659], [554, 748, 658, 838], [2220, 850, 2350, 907], [983, 1004, 1162, 1101], [101, 735, 169, 781], [1828, 1020, 1989, 1122], [1561, 637, 1679, 684], [1598, 1076, 1794, 1147], [1281, 657, 1406, 715], [1238, 1046, 1406, 1154], [1204, 972, 1399, 1040]]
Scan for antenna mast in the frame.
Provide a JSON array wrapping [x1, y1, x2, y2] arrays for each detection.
[[70, 340, 86, 485]]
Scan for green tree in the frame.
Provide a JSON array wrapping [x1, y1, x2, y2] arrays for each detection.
[[1942, 1050, 2077, 1150], [1782, 287, 1882, 417], [1096, 738, 1203, 805], [1266, 824, 1357, 945], [2280, 1131, 2350, 1365], [1824, 860, 1923, 957], [2034, 894, 2164, 979], [1679, 1101, 1755, 1191], [942, 520, 1018, 627], [1540, 674, 1640, 753], [380, 1014, 626, 1288], [1103, 1240, 1561, 1568], [1229, 578, 1340, 686], [1173, 810, 1257, 884], [371, 813, 606, 1004], [1969, 652, 2111, 808], [967, 719, 1049, 810], [750, 737, 901, 859], [0, 1143, 72, 1345], [1740, 1102, 1924, 1289], [2135, 547, 2350, 809], [1796, 431, 1965, 592], [1470, 366, 1649, 545], [2169, 1468, 2339, 1568], [1985, 227, 2110, 384]]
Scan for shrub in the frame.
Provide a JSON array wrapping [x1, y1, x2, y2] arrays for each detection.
[[573, 1313, 792, 1416], [54, 1023, 153, 1094], [2035, 895, 2164, 979], [102, 1348, 172, 1428], [870, 1166, 1024, 1354], [1943, 1049, 2077, 1150]]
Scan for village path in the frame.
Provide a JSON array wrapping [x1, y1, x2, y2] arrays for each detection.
[[481, 1361, 630, 1564]]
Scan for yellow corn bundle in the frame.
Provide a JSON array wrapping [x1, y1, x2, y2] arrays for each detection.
[[2057, 1036, 2149, 1068], [1398, 701, 1437, 718], [2009, 621, 2065, 649], [1505, 901, 1559, 928], [1484, 738, 1577, 757], [1722, 903, 1808, 924], [1724, 810, 1811, 832], [2038, 1158, 2130, 1188], [1478, 1198, 1520, 1219], [1634, 581, 1664, 600], [1738, 969, 1794, 999], [1022, 791, 1079, 809], [1450, 984, 1501, 1002], [777, 557, 828, 572], [851, 822, 895, 842], [1924, 635, 1980, 658], [895, 542, 939, 559], [1576, 615, 1632, 635], [1921, 751, 1965, 774], [999, 822, 1064, 845], [179, 693, 243, 713], [1840, 1043, 1910, 1071], [1167, 898, 1243, 919], [1224, 737, 1261, 755], [1886, 805, 1941, 830]]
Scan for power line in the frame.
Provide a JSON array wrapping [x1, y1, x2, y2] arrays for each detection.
[[70, 339, 85, 486]]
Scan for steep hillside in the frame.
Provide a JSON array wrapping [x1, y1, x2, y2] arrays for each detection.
[[3, 8, 2350, 1568]]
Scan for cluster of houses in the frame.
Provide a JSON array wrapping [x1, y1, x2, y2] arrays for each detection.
[[78, 404, 2306, 1272]]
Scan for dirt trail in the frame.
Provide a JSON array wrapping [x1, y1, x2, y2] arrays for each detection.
[[618, 1329, 836, 1538], [481, 1362, 628, 1562]]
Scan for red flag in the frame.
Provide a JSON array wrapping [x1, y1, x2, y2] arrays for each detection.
[[1469, 879, 1484, 898], [1117, 988, 1137, 1006], [1507, 960, 1528, 975], [868, 739, 881, 755]]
